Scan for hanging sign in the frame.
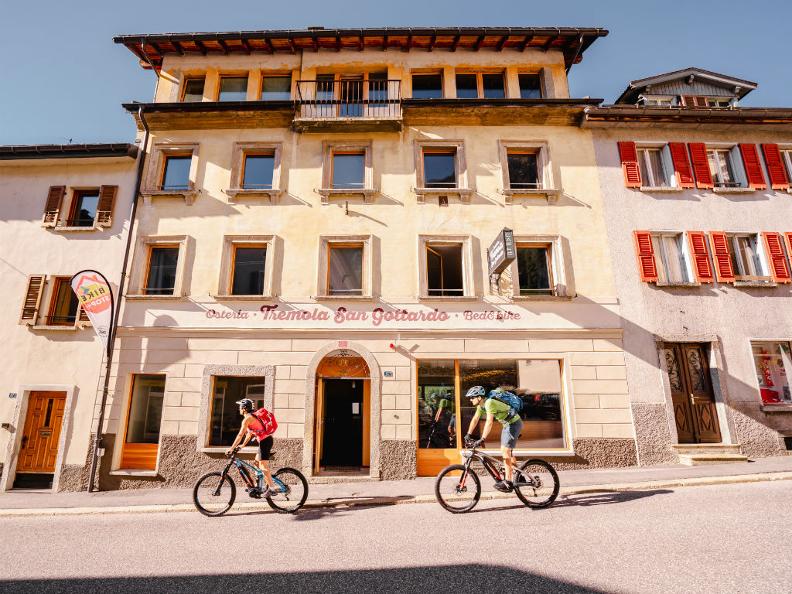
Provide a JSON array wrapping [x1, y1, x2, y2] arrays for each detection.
[[70, 270, 115, 356], [487, 228, 516, 276]]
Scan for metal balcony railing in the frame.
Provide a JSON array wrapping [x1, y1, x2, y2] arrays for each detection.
[[296, 79, 402, 121]]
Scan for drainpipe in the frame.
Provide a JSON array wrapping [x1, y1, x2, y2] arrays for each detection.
[[87, 105, 150, 492]]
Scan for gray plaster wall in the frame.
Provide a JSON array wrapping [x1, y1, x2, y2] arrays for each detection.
[[593, 128, 792, 461]]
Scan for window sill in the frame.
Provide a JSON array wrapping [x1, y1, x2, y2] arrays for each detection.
[[213, 294, 275, 301], [419, 295, 479, 302], [142, 189, 198, 205], [511, 294, 572, 302], [314, 294, 374, 301], [712, 187, 754, 194], [502, 188, 560, 203], [640, 186, 681, 193], [414, 188, 473, 203], [109, 469, 159, 477], [51, 225, 101, 232], [760, 403, 792, 413], [733, 280, 776, 288], [654, 282, 700, 288], [225, 188, 282, 204], [317, 188, 377, 204], [30, 324, 80, 332], [125, 294, 185, 300]]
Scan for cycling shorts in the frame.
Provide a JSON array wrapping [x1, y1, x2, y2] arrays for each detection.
[[256, 435, 274, 461]]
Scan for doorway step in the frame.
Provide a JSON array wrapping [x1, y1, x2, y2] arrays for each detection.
[[672, 444, 748, 466]]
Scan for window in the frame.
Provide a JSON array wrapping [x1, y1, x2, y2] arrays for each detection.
[[455, 72, 504, 99], [210, 376, 266, 446], [651, 233, 690, 284], [332, 151, 365, 189], [242, 153, 275, 189], [161, 154, 192, 191], [706, 98, 731, 108], [707, 149, 739, 188], [67, 189, 100, 227], [231, 245, 267, 296], [411, 73, 443, 99], [261, 75, 291, 101], [319, 143, 373, 201], [423, 149, 457, 188], [782, 149, 792, 180], [181, 77, 205, 102], [426, 242, 464, 297], [482, 73, 505, 99], [218, 76, 248, 101], [499, 142, 556, 199], [327, 243, 364, 296], [145, 245, 179, 295], [455, 74, 478, 99], [125, 375, 164, 444], [507, 151, 540, 189], [519, 74, 542, 99], [641, 96, 674, 107], [638, 147, 672, 188], [516, 243, 553, 295], [227, 143, 281, 201], [46, 277, 79, 326], [752, 342, 792, 404], [726, 234, 767, 281], [368, 72, 388, 105]]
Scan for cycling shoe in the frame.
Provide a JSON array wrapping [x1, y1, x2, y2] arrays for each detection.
[[493, 480, 513, 493]]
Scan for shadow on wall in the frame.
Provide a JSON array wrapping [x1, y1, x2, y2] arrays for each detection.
[[0, 564, 606, 594]]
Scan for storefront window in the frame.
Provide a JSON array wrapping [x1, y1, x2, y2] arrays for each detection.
[[752, 342, 792, 404], [210, 376, 266, 446], [125, 375, 165, 444], [417, 360, 456, 449]]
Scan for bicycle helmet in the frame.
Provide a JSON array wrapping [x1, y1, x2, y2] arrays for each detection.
[[235, 398, 255, 413], [465, 386, 486, 400]]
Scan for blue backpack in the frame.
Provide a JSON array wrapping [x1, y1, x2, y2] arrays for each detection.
[[487, 389, 523, 415]]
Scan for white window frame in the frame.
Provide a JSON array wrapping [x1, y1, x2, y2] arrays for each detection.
[[650, 231, 695, 286], [414, 140, 472, 203], [318, 141, 375, 204], [316, 235, 374, 300], [508, 235, 574, 299], [143, 143, 200, 204], [226, 142, 283, 203], [127, 235, 190, 299], [499, 140, 560, 202], [640, 95, 676, 107], [726, 233, 771, 283], [418, 234, 476, 300], [636, 144, 678, 190], [706, 144, 749, 192], [215, 235, 277, 299]]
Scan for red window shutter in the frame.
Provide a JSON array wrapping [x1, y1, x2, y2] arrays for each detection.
[[688, 143, 713, 189], [761, 144, 790, 190], [633, 231, 658, 282], [762, 232, 791, 283], [96, 185, 118, 227], [20, 275, 46, 323], [668, 142, 695, 188], [738, 144, 767, 190], [708, 232, 735, 283], [43, 185, 66, 226], [687, 231, 713, 282], [618, 142, 641, 188]]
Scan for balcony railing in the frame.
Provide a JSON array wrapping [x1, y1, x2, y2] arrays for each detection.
[[295, 79, 402, 124]]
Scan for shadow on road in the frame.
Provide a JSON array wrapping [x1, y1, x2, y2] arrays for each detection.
[[227, 495, 415, 520], [553, 489, 674, 507], [0, 564, 606, 593]]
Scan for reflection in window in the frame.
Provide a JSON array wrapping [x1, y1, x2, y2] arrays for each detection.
[[651, 234, 689, 284], [752, 342, 792, 404], [161, 155, 191, 190], [332, 152, 365, 189], [68, 190, 99, 227], [231, 246, 267, 295], [328, 244, 363, 295], [182, 78, 205, 102], [261, 76, 291, 101], [519, 73, 542, 99], [517, 244, 553, 295], [210, 376, 266, 445], [726, 234, 766, 280], [145, 246, 179, 295], [417, 360, 456, 450], [242, 153, 275, 189], [48, 277, 79, 325], [412, 73, 443, 99], [218, 76, 248, 101], [507, 151, 540, 189], [125, 375, 164, 444], [423, 150, 457, 188]]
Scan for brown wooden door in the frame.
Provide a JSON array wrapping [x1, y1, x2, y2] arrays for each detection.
[[662, 344, 721, 444], [17, 392, 66, 473]]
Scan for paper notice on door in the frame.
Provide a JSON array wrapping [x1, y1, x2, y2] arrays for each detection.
[[352, 403, 360, 415]]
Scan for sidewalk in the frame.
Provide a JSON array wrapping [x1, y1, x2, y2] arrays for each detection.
[[1, 455, 791, 516]]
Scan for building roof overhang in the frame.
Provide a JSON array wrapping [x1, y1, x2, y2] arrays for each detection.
[[583, 105, 792, 131], [0, 143, 138, 161], [113, 27, 608, 70], [614, 67, 758, 105]]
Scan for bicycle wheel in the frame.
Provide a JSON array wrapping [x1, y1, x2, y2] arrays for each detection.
[[266, 467, 309, 513], [434, 464, 481, 513], [193, 471, 236, 517], [513, 459, 560, 509]]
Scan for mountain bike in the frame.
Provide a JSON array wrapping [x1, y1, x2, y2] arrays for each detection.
[[193, 446, 308, 517], [434, 437, 559, 513]]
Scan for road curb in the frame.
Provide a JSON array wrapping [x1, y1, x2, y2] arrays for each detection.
[[1, 471, 791, 518]]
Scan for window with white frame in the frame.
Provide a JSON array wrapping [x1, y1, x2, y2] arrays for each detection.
[[781, 149, 792, 181], [641, 95, 675, 107], [725, 233, 769, 281], [751, 341, 792, 404], [707, 147, 744, 188], [638, 146, 674, 188], [318, 236, 372, 298], [651, 233, 691, 284]]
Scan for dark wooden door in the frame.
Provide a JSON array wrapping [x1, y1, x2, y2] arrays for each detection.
[[17, 392, 66, 473], [321, 379, 363, 467], [662, 343, 721, 444]]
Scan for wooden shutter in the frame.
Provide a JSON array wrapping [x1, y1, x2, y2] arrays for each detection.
[[688, 143, 713, 189], [761, 144, 790, 190], [681, 95, 707, 108], [738, 144, 767, 189], [96, 185, 118, 227], [42, 186, 65, 226], [708, 232, 735, 283], [633, 231, 658, 282], [618, 142, 642, 188], [687, 231, 713, 282], [668, 142, 695, 188], [20, 276, 46, 323], [762, 232, 791, 283]]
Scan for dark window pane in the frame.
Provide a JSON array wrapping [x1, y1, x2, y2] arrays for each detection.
[[316, 74, 335, 102], [423, 152, 456, 188], [218, 77, 248, 101], [210, 376, 266, 446], [50, 279, 79, 325], [261, 76, 291, 101], [332, 153, 365, 189], [183, 78, 205, 102], [517, 247, 552, 295], [417, 360, 456, 450], [507, 153, 539, 188], [412, 74, 443, 99], [455, 74, 478, 99], [369, 72, 388, 105], [329, 247, 363, 295], [232, 247, 266, 295], [162, 156, 191, 190], [519, 74, 542, 99], [427, 244, 463, 296], [243, 154, 275, 189], [146, 247, 179, 295], [482, 73, 504, 99], [70, 191, 99, 226], [125, 375, 165, 444]]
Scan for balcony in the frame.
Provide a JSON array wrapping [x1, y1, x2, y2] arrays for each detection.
[[294, 79, 402, 132]]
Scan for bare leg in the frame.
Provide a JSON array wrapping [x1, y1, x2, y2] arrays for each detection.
[[258, 459, 275, 489], [502, 447, 514, 482]]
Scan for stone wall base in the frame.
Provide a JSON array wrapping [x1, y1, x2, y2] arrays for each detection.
[[552, 438, 638, 470], [379, 440, 416, 480], [730, 404, 788, 458], [631, 402, 677, 466]]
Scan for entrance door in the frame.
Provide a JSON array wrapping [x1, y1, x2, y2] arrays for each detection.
[[15, 391, 66, 487], [662, 343, 722, 443], [339, 75, 364, 117], [320, 379, 364, 468]]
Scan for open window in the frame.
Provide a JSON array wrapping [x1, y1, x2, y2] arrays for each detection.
[[637, 146, 675, 189], [651, 233, 692, 285], [227, 143, 282, 202], [18, 275, 88, 329], [317, 236, 373, 299], [181, 77, 205, 102], [725, 233, 770, 283], [419, 236, 473, 299]]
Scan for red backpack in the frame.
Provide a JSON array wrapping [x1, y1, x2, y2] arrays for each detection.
[[249, 407, 277, 441]]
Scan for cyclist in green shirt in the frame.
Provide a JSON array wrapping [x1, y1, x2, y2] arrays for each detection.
[[463, 385, 523, 493]]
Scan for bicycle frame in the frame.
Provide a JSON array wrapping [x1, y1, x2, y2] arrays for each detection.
[[217, 453, 286, 495], [460, 448, 505, 483]]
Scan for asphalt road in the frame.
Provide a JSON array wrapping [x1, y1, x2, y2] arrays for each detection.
[[1, 481, 790, 593]]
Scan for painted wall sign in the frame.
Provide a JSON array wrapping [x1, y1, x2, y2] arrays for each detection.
[[383, 371, 394, 378], [487, 228, 516, 276]]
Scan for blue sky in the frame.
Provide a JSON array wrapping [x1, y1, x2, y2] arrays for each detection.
[[2, 0, 790, 144]]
